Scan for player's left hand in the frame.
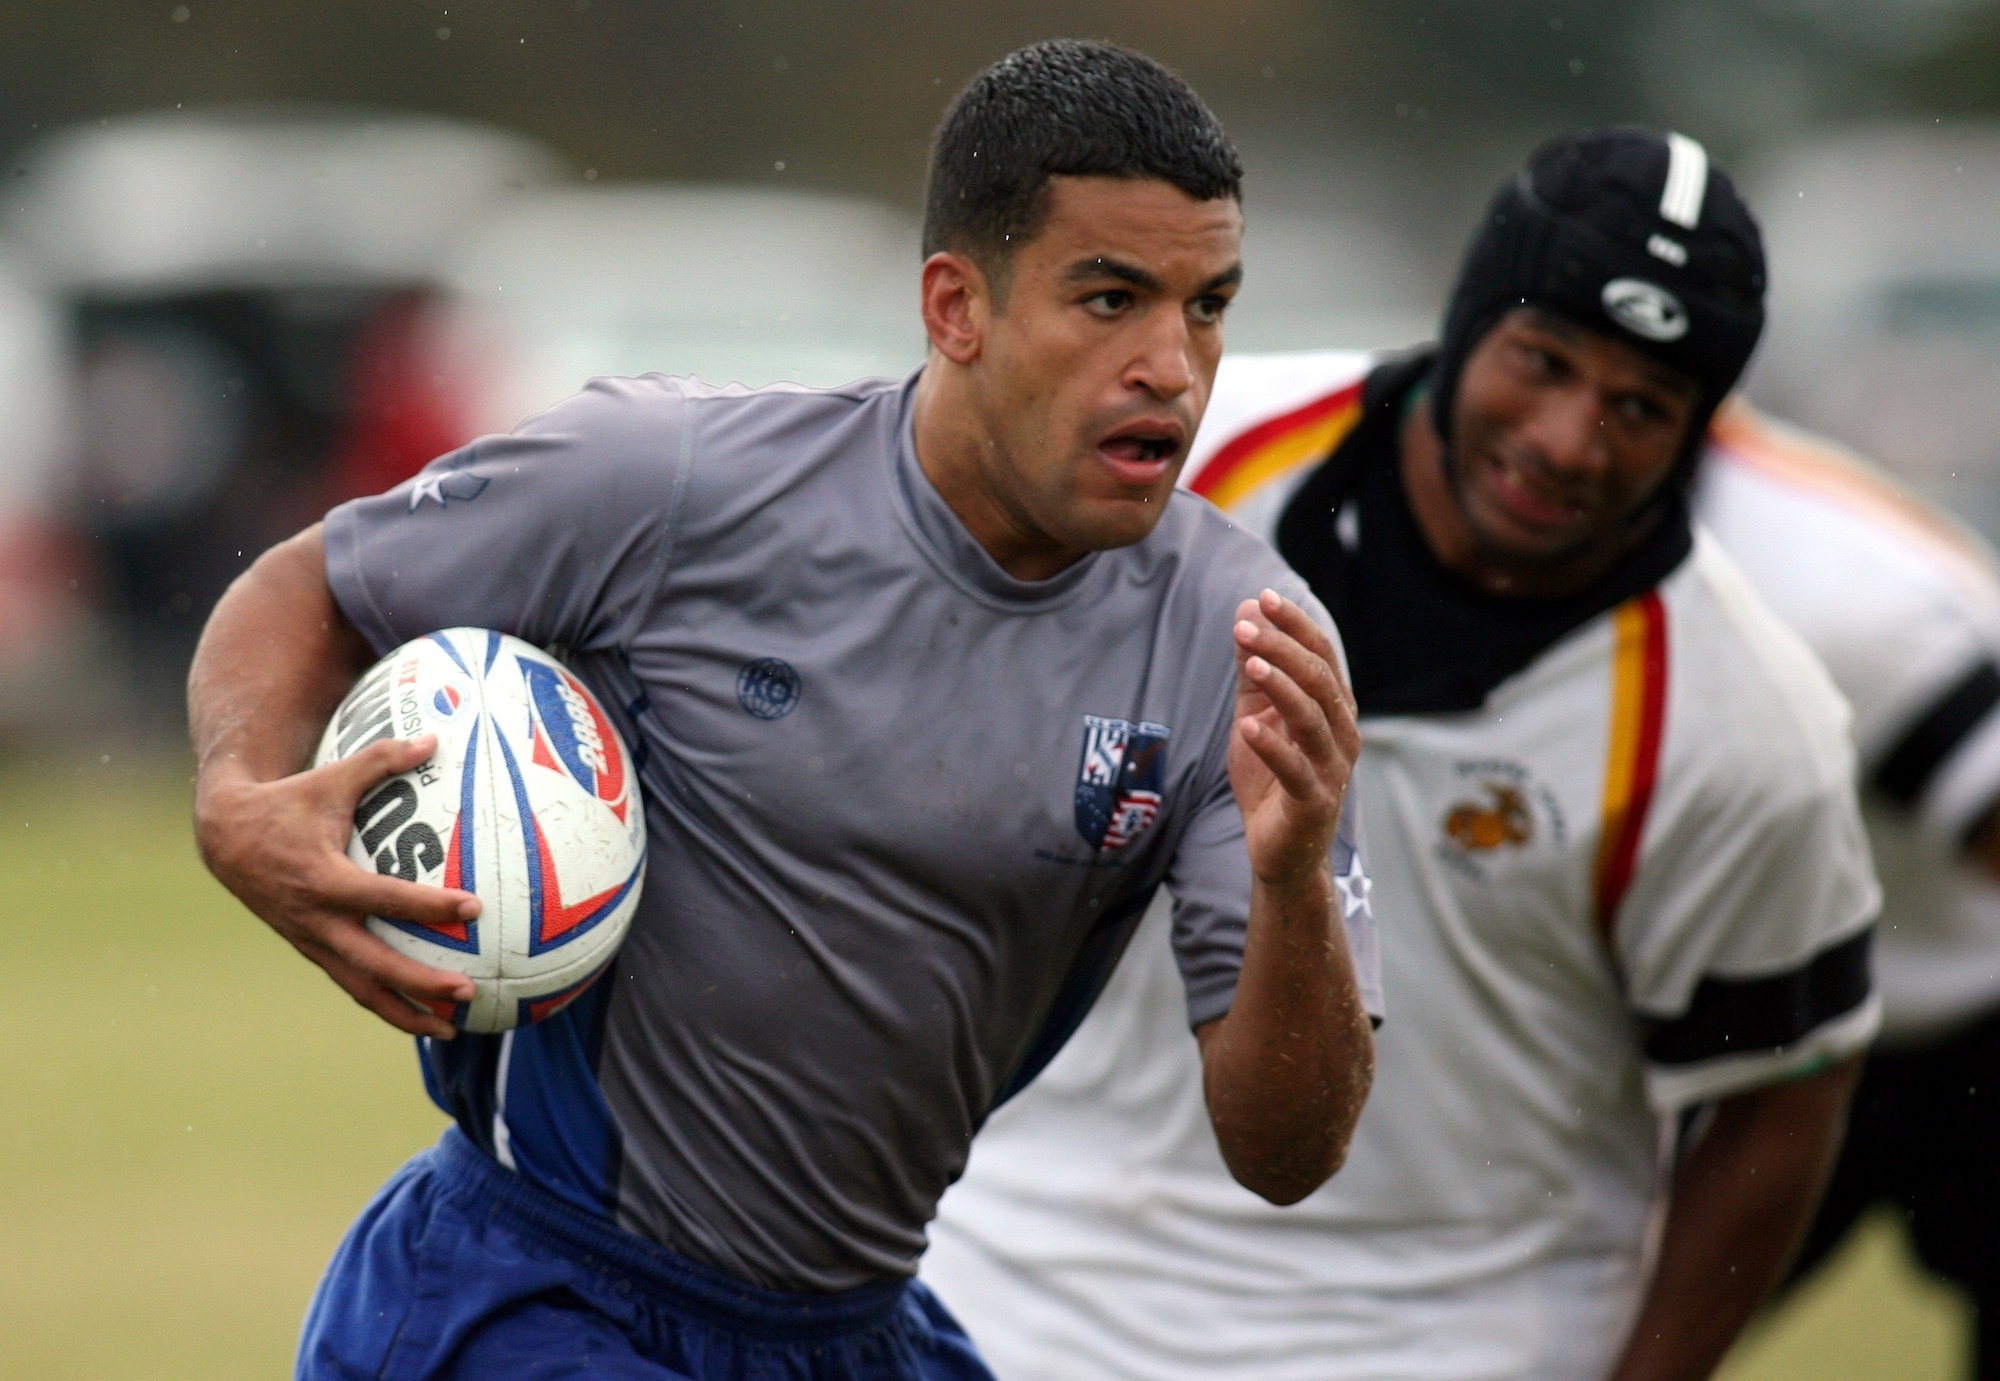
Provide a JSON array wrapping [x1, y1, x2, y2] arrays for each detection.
[[1228, 589, 1360, 888]]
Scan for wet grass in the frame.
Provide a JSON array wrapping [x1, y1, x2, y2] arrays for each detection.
[[0, 752, 445, 1380]]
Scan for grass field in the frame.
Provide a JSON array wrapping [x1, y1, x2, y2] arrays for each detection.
[[0, 752, 1973, 1378]]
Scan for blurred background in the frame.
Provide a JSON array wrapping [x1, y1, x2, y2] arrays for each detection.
[[0, 2, 1995, 1376]]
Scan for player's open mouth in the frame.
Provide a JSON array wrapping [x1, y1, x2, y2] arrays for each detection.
[[1095, 426, 1184, 485], [1483, 448, 1590, 530]]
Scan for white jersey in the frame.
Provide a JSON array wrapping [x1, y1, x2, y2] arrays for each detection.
[[1698, 404, 2000, 1045], [924, 352, 1881, 1381]]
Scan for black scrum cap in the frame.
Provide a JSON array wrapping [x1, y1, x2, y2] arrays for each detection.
[[1432, 127, 1767, 454]]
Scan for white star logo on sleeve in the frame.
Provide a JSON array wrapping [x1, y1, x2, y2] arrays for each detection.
[[408, 473, 447, 511], [1335, 852, 1373, 920], [407, 468, 491, 511]]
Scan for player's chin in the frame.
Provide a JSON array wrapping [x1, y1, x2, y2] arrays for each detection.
[[1465, 494, 1599, 562], [1066, 494, 1174, 553]]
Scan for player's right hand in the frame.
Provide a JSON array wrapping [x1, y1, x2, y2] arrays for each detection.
[[194, 733, 480, 1040]]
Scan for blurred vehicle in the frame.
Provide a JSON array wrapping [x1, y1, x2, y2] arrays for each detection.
[[419, 184, 923, 436], [1222, 210, 1433, 354], [0, 245, 91, 726], [2, 107, 565, 715], [420, 187, 1433, 443], [1747, 123, 2000, 539]]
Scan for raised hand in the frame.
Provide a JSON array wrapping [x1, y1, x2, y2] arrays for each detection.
[[1227, 588, 1361, 887]]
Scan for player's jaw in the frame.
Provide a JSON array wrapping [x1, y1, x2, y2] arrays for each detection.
[[986, 415, 1188, 567], [1452, 429, 1609, 561]]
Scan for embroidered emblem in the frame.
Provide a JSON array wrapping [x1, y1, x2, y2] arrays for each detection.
[[1074, 715, 1170, 851], [1601, 277, 1689, 342], [1443, 782, 1535, 852], [737, 658, 802, 720]]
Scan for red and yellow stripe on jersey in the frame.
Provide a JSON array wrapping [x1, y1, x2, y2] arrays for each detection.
[[1190, 379, 1365, 512], [1593, 591, 1669, 940], [1708, 400, 2000, 597]]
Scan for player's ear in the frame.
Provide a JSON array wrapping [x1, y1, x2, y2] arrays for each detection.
[[920, 250, 988, 366]]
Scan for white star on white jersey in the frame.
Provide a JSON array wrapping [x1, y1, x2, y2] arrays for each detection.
[[1335, 851, 1372, 920]]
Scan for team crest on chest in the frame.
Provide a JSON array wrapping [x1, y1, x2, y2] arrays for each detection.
[[1075, 715, 1170, 851], [1436, 759, 1567, 879], [1445, 783, 1534, 852]]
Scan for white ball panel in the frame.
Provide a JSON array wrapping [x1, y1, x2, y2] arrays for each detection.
[[314, 627, 646, 1031]]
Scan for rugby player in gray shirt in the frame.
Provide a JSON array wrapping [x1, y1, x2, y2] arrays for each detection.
[[188, 41, 1377, 1381]]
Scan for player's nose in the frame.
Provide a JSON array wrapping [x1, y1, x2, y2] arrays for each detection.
[[1125, 311, 1195, 401], [1521, 388, 1609, 477]]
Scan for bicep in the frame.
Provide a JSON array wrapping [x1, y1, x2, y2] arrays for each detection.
[[1697, 1052, 1862, 1160], [191, 524, 378, 777]]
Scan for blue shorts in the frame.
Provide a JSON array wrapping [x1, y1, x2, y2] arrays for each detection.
[[299, 1129, 995, 1381]]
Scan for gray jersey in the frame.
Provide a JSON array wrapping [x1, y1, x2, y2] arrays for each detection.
[[324, 371, 1379, 1291]]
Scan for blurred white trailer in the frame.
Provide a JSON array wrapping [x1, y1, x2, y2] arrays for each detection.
[[0, 247, 87, 722], [9, 108, 563, 296], [423, 184, 923, 435], [1747, 123, 2000, 538], [1223, 209, 1434, 355], [1, 109, 565, 716]]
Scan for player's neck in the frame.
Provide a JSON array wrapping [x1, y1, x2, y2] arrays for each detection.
[[1398, 399, 1638, 600], [912, 363, 1089, 584]]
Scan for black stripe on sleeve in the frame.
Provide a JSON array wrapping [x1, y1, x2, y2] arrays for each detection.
[[1872, 659, 2000, 807], [1642, 928, 1872, 1067]]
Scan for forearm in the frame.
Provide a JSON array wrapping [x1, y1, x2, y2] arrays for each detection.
[[1609, 1058, 1860, 1381], [1198, 866, 1374, 1205], [187, 525, 475, 1036], [190, 525, 373, 791]]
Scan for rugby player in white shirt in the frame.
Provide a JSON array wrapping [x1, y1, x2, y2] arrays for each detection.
[[924, 129, 1880, 1381], [1698, 406, 2000, 1374]]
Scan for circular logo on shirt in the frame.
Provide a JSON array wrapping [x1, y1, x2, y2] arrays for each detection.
[[1435, 759, 1567, 882], [1443, 782, 1535, 853], [1601, 277, 1689, 342], [736, 658, 802, 720]]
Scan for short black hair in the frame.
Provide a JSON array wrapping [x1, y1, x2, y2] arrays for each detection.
[[922, 40, 1242, 268]]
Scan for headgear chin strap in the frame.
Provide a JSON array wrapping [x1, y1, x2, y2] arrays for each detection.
[[1431, 127, 1767, 471]]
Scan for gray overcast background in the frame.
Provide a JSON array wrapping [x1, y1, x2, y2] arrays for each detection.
[[5, 0, 1998, 272], [4, 0, 1999, 730]]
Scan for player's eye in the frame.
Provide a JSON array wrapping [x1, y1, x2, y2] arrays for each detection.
[[1083, 289, 1133, 317], [1614, 393, 1671, 427], [1188, 295, 1229, 325], [1520, 344, 1566, 378]]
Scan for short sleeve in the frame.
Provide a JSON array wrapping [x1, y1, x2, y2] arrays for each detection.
[[324, 375, 687, 656], [1694, 439, 2000, 854], [1872, 652, 2000, 852], [1619, 775, 1880, 1113], [1164, 591, 1383, 1031]]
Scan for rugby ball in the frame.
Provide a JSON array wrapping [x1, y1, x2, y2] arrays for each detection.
[[314, 628, 646, 1033]]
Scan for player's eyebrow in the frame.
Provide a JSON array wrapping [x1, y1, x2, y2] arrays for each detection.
[[1064, 256, 1160, 291], [1198, 264, 1245, 295], [1063, 258, 1244, 297]]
